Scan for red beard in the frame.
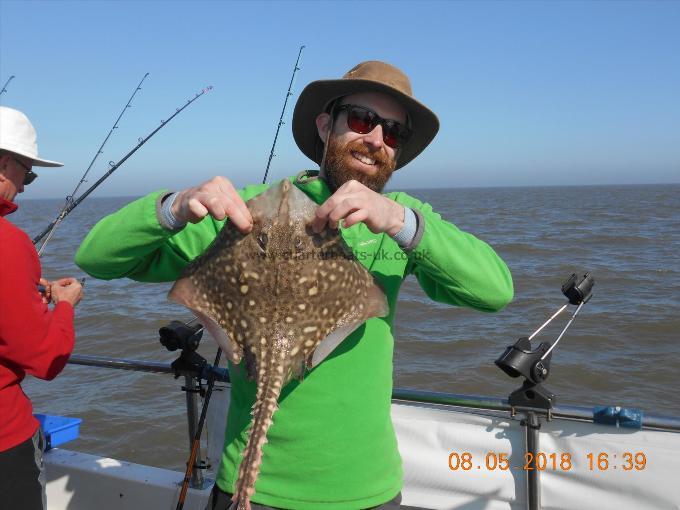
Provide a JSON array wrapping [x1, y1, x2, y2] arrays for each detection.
[[323, 138, 396, 193]]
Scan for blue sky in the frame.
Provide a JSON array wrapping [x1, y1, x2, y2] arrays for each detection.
[[1, 0, 679, 199]]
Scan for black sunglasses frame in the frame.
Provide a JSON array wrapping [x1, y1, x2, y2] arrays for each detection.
[[12, 157, 38, 186], [334, 104, 411, 149], [23, 169, 38, 186]]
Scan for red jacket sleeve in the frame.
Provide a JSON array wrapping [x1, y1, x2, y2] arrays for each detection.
[[0, 221, 75, 380]]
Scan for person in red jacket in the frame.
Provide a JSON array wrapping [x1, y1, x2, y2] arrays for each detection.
[[0, 106, 83, 510]]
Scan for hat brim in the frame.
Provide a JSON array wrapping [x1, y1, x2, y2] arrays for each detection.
[[4, 147, 63, 167], [292, 79, 439, 170], [28, 156, 63, 168]]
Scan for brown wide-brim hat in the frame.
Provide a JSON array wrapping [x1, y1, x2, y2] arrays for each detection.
[[292, 61, 439, 170]]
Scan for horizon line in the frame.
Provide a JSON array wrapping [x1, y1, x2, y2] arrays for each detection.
[[20, 180, 680, 201]]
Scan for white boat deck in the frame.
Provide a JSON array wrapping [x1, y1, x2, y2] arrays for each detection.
[[44, 387, 680, 510]]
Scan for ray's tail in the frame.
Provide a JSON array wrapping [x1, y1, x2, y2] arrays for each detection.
[[231, 358, 286, 510]]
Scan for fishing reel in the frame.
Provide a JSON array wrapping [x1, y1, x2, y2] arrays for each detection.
[[159, 320, 207, 383], [159, 320, 203, 352], [159, 320, 229, 385], [495, 273, 594, 410]]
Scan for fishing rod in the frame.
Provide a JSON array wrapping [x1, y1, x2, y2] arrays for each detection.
[[174, 348, 222, 510], [35, 73, 150, 257], [0, 75, 15, 96], [175, 45, 306, 510], [262, 44, 305, 184], [32, 85, 213, 246]]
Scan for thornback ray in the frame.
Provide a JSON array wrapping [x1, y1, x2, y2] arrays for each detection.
[[168, 179, 388, 510]]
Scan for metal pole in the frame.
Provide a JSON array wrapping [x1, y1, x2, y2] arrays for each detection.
[[183, 375, 204, 489], [175, 348, 223, 510], [524, 411, 541, 510], [67, 354, 174, 374]]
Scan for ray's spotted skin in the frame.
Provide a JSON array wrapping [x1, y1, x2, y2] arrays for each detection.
[[169, 179, 388, 510]]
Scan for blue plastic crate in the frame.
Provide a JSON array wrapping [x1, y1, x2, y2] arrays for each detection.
[[34, 414, 82, 450]]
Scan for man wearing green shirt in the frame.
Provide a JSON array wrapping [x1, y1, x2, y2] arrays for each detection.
[[76, 61, 513, 510]]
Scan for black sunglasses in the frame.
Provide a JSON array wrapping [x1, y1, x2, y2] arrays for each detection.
[[335, 104, 411, 149], [13, 157, 38, 185]]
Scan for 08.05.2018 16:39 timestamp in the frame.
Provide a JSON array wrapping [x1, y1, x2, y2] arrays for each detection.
[[447, 451, 647, 472]]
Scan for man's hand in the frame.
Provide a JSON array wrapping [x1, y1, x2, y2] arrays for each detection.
[[51, 278, 83, 307], [171, 176, 253, 233], [39, 278, 52, 304], [311, 180, 405, 235]]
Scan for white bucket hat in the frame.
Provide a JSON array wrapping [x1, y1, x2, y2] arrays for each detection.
[[0, 106, 63, 167]]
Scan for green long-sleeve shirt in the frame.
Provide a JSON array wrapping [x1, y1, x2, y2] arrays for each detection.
[[75, 171, 513, 509]]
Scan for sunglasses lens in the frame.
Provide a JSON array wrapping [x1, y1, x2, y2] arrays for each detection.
[[346, 108, 375, 134], [23, 171, 37, 186], [384, 121, 411, 149], [341, 105, 410, 149], [383, 125, 400, 149]]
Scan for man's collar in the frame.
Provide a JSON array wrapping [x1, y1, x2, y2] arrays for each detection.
[[294, 170, 332, 203], [294, 169, 320, 183], [0, 196, 18, 217]]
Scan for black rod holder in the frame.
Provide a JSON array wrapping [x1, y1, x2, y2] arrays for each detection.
[[495, 273, 595, 510]]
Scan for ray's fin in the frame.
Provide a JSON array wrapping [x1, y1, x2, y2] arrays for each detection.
[[168, 277, 244, 364], [310, 281, 389, 368]]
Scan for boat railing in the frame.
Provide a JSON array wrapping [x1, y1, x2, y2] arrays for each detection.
[[65, 353, 680, 499], [68, 354, 680, 432]]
